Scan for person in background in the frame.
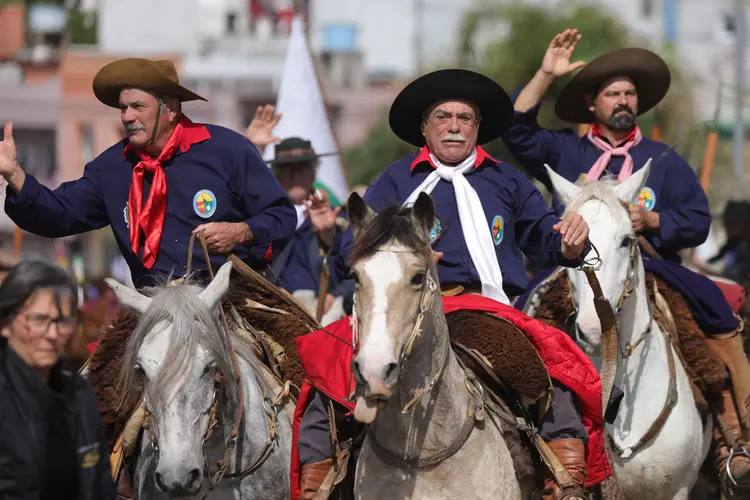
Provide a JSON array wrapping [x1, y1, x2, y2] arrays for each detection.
[[0, 260, 115, 500], [246, 106, 354, 323]]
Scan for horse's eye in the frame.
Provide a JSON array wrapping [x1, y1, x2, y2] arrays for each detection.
[[350, 271, 360, 285], [621, 237, 633, 248], [203, 362, 217, 376], [410, 272, 426, 287]]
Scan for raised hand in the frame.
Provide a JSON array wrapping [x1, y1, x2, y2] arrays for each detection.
[[0, 122, 19, 178], [540, 29, 586, 78], [245, 105, 281, 150]]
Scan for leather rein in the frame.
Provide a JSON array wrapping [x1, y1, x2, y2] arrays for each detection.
[[575, 201, 678, 459], [141, 232, 281, 497]]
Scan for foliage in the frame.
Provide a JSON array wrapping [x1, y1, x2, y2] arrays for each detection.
[[343, 1, 696, 187], [66, 7, 97, 44]]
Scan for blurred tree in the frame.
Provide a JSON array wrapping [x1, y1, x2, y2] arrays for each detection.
[[343, 2, 696, 187]]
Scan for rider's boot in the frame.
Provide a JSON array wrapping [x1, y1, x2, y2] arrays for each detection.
[[541, 438, 587, 500], [299, 458, 333, 500], [707, 331, 750, 498]]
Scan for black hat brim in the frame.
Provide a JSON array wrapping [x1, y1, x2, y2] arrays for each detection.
[[389, 69, 514, 147], [555, 48, 671, 124], [268, 152, 338, 166]]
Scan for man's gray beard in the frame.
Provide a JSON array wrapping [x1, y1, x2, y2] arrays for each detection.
[[607, 113, 637, 131]]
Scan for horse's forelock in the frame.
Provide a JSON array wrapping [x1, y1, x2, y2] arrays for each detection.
[[350, 204, 432, 265], [562, 177, 625, 219], [118, 281, 237, 413]]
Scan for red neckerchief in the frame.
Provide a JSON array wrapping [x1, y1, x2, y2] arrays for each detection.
[[590, 123, 637, 146], [125, 115, 210, 269], [409, 145, 499, 171]]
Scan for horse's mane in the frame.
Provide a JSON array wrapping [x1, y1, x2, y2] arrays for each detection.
[[118, 280, 239, 412], [562, 177, 625, 218], [350, 203, 432, 264]]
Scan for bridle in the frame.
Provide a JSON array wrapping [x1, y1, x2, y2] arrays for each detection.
[[351, 267, 448, 414], [142, 233, 284, 497]]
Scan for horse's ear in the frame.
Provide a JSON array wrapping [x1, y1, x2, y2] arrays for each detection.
[[198, 261, 233, 310], [411, 192, 435, 236], [545, 164, 579, 206], [104, 278, 151, 315], [615, 158, 651, 204], [347, 192, 375, 236]]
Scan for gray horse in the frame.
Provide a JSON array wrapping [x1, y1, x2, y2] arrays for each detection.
[[346, 192, 527, 500], [106, 262, 293, 499]]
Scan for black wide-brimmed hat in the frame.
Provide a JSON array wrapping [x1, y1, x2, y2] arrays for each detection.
[[389, 69, 514, 147], [93, 58, 207, 108], [267, 137, 337, 166], [556, 48, 671, 124]]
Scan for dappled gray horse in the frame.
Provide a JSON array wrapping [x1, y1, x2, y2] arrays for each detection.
[[347, 192, 527, 499], [106, 262, 293, 499]]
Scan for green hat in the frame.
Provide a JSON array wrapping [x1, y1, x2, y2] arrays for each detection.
[[268, 137, 337, 166]]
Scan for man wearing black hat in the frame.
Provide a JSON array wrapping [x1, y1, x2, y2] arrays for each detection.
[[505, 28, 750, 496], [265, 136, 353, 323], [0, 58, 296, 288], [293, 68, 612, 499]]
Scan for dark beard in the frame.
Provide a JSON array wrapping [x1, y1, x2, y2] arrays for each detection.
[[607, 105, 637, 131]]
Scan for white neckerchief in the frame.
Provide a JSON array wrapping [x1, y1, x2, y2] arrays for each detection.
[[402, 148, 510, 305]]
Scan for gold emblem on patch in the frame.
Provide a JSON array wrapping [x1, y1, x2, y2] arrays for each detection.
[[81, 448, 100, 469]]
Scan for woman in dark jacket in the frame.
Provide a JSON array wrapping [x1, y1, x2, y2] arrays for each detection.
[[0, 260, 115, 500]]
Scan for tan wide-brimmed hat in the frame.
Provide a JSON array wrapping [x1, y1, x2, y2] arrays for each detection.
[[92, 58, 207, 108], [555, 48, 671, 124]]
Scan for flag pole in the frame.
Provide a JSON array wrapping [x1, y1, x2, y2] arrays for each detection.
[[296, 5, 353, 194], [699, 83, 723, 193], [13, 226, 22, 256]]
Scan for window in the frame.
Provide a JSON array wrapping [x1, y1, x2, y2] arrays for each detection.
[[80, 124, 94, 164], [641, 0, 654, 18], [226, 12, 237, 34]]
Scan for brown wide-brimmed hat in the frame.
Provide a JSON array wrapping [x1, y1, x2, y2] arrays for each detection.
[[93, 58, 207, 108], [555, 48, 671, 124], [389, 69, 514, 147]]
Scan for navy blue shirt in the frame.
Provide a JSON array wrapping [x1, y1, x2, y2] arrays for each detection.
[[335, 147, 587, 298], [503, 93, 711, 262], [276, 217, 352, 298], [4, 119, 297, 287]]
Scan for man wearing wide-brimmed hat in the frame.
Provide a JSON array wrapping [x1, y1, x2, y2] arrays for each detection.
[[265, 136, 353, 324], [505, 28, 750, 496], [0, 58, 296, 288], [290, 68, 612, 499]]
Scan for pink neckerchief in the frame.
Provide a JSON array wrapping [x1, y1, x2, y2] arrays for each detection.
[[586, 125, 643, 182]]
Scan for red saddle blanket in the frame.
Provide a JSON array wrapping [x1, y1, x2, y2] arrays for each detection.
[[711, 278, 746, 315], [289, 294, 611, 499]]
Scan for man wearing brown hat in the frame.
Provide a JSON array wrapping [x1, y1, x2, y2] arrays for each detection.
[[0, 58, 296, 288], [504, 29, 750, 497]]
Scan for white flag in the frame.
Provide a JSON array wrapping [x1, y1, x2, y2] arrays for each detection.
[[265, 17, 349, 205]]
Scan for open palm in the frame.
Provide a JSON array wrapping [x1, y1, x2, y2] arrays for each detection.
[[0, 122, 18, 177], [245, 104, 281, 149], [541, 29, 586, 77]]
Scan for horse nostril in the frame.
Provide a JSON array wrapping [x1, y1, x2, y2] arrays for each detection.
[[187, 468, 201, 488], [155, 472, 167, 492], [352, 359, 365, 384], [382, 362, 398, 384]]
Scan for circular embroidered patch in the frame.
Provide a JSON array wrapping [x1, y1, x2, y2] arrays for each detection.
[[635, 187, 656, 212], [193, 189, 217, 218], [430, 217, 443, 245], [492, 215, 504, 246], [123, 203, 129, 228]]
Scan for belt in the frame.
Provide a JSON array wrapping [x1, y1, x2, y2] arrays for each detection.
[[440, 283, 482, 296]]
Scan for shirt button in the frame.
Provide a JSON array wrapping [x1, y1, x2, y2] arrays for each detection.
[[174, 239, 178, 243]]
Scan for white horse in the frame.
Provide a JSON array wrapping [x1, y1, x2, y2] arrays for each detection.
[[106, 262, 293, 499], [346, 192, 528, 500], [546, 164, 711, 500]]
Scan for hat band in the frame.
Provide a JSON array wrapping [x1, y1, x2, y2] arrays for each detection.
[[277, 148, 315, 158]]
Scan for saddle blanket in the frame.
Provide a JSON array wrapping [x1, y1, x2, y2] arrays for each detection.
[[289, 294, 611, 499]]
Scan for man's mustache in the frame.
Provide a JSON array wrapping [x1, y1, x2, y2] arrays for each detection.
[[126, 123, 146, 132], [441, 133, 466, 143], [611, 105, 635, 117]]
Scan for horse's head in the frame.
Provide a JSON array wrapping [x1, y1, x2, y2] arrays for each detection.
[[347, 192, 437, 423], [106, 262, 236, 497], [546, 162, 651, 354]]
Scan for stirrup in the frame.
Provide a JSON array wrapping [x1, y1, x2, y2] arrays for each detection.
[[726, 443, 750, 486]]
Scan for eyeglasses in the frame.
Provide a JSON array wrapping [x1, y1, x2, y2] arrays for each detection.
[[18, 313, 77, 336]]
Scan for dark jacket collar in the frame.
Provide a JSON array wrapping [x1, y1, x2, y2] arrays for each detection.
[[1, 347, 76, 418]]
